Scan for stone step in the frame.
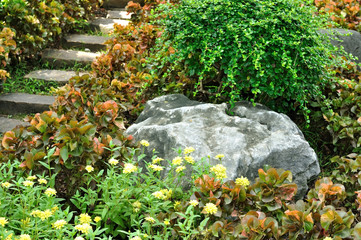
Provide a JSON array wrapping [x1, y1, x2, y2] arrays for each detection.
[[90, 18, 130, 34], [103, 0, 131, 9], [24, 69, 90, 85], [42, 49, 100, 68], [0, 93, 55, 115], [0, 117, 29, 133], [63, 34, 111, 52], [106, 9, 131, 19]]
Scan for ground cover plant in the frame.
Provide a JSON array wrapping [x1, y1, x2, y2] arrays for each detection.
[[2, 0, 361, 239]]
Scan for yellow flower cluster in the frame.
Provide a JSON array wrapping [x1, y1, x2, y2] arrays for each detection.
[[132, 201, 141, 212], [30, 209, 52, 221], [172, 157, 183, 165], [0, 217, 8, 226], [164, 219, 170, 225], [210, 164, 227, 179], [4, 233, 13, 240], [18, 234, 31, 240], [79, 213, 92, 224], [38, 178, 47, 184], [176, 166, 186, 173], [27, 176, 36, 181], [52, 219, 67, 229], [74, 237, 85, 240], [184, 156, 195, 164], [215, 154, 225, 159], [189, 200, 199, 207], [108, 158, 119, 165], [184, 147, 195, 154], [152, 189, 172, 200], [1, 182, 11, 188], [152, 157, 164, 164], [203, 203, 218, 215], [140, 140, 150, 147], [23, 180, 34, 187], [130, 236, 142, 240], [123, 163, 138, 174], [45, 188, 57, 197], [85, 165, 94, 173], [94, 216, 101, 223], [324, 238, 333, 240], [145, 217, 155, 223], [75, 223, 92, 234], [235, 176, 250, 187], [149, 164, 164, 171]]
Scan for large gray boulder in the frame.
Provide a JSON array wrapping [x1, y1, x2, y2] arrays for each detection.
[[125, 94, 320, 198], [319, 28, 361, 64]]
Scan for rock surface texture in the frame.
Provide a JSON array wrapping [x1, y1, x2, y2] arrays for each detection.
[[125, 94, 320, 198], [319, 28, 361, 64]]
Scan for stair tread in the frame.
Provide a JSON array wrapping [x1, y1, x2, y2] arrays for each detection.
[[90, 18, 130, 34], [42, 49, 100, 67], [24, 69, 89, 84], [63, 34, 111, 51], [0, 93, 55, 114], [0, 117, 29, 133], [107, 9, 131, 19]]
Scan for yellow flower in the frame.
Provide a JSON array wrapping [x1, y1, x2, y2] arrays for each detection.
[[38, 179, 47, 184], [189, 200, 199, 207], [152, 191, 165, 199], [23, 180, 34, 187], [39, 209, 52, 221], [79, 213, 92, 224], [140, 140, 150, 147], [174, 201, 181, 208], [30, 210, 41, 216], [27, 176, 37, 180], [132, 201, 142, 209], [21, 218, 30, 228], [164, 219, 170, 225], [51, 205, 59, 213], [85, 165, 94, 173], [4, 233, 13, 240], [123, 163, 138, 174], [75, 223, 92, 234], [0, 217, 8, 226], [143, 234, 148, 238], [215, 154, 225, 160], [130, 237, 142, 240], [45, 188, 57, 197], [94, 216, 101, 223], [172, 157, 183, 165], [160, 189, 172, 200], [324, 238, 333, 240], [176, 166, 186, 173], [210, 164, 227, 179], [52, 219, 67, 229], [149, 164, 164, 171], [18, 234, 31, 240], [203, 203, 218, 215], [145, 217, 155, 223], [1, 182, 11, 188], [184, 147, 195, 154], [184, 156, 195, 164], [152, 157, 164, 164], [74, 237, 85, 240], [235, 176, 250, 187], [108, 158, 119, 165]]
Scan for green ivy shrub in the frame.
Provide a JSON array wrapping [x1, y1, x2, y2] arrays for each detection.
[[153, 0, 342, 118]]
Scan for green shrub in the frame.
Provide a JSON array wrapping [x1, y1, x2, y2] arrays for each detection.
[[153, 0, 343, 118]]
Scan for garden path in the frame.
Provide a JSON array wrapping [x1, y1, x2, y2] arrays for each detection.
[[0, 7, 130, 133]]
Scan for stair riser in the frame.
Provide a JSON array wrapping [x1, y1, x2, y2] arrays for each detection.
[[62, 41, 107, 52], [0, 94, 54, 115]]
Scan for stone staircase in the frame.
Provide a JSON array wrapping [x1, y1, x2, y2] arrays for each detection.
[[0, 6, 131, 133]]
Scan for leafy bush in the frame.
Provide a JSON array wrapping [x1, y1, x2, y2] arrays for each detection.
[[0, 0, 102, 62], [152, 0, 343, 118], [0, 27, 16, 90], [0, 158, 109, 239], [314, 0, 361, 32]]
